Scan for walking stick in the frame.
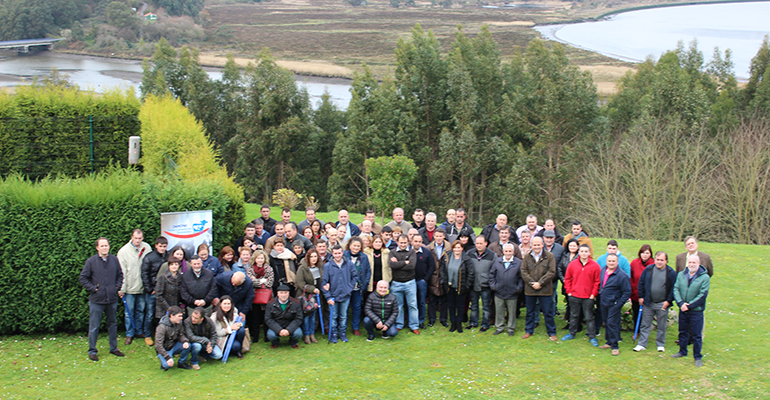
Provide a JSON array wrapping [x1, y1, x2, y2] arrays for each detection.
[[221, 316, 243, 364], [328, 300, 335, 342], [317, 293, 325, 335], [633, 304, 644, 341], [121, 297, 137, 334]]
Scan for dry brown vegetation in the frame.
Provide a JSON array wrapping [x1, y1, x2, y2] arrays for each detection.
[[195, 0, 703, 90], [198, 0, 655, 87]]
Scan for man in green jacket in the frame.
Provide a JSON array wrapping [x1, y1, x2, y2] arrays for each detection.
[[672, 254, 710, 367]]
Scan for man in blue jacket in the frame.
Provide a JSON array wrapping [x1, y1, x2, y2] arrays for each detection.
[[634, 251, 677, 353], [322, 245, 358, 343], [598, 254, 631, 356], [672, 254, 710, 367], [488, 244, 523, 336], [215, 271, 254, 321]]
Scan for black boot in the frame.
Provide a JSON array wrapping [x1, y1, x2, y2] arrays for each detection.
[[449, 321, 457, 332], [457, 322, 463, 333]]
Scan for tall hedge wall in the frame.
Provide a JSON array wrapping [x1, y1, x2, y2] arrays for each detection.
[[0, 169, 242, 334], [0, 86, 141, 178]]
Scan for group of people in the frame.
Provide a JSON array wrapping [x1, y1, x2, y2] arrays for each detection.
[[79, 205, 713, 370]]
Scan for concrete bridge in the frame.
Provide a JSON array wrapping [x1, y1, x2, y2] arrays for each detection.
[[0, 38, 65, 53]]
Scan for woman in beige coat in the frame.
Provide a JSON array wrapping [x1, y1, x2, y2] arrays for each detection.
[[364, 234, 392, 292]]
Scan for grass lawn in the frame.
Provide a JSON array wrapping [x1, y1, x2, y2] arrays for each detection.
[[2, 207, 768, 398]]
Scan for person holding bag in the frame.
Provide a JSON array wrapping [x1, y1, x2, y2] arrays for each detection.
[[296, 249, 324, 344], [246, 250, 273, 343]]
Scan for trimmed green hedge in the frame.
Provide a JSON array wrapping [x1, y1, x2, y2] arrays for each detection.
[[0, 86, 141, 178], [0, 168, 242, 334]]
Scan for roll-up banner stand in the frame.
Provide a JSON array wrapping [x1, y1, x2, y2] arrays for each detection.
[[160, 210, 213, 256]]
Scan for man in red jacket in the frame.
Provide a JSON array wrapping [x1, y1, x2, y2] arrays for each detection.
[[561, 244, 601, 346]]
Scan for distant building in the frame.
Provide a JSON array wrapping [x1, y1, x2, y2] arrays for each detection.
[[144, 13, 158, 21]]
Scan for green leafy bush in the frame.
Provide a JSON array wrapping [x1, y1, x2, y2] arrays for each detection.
[[0, 168, 241, 334], [0, 85, 140, 178]]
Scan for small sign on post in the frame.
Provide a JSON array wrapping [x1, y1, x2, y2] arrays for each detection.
[[128, 136, 141, 165]]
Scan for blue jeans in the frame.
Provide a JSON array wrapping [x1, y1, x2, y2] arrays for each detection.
[[678, 310, 704, 360], [144, 292, 155, 337], [190, 342, 223, 364], [88, 301, 118, 355], [601, 302, 624, 349], [363, 316, 399, 337], [123, 293, 145, 338], [157, 341, 190, 369], [469, 289, 492, 328], [416, 279, 428, 324], [350, 290, 364, 330], [391, 280, 419, 330], [224, 327, 245, 356], [302, 313, 316, 336], [525, 295, 556, 335], [267, 327, 304, 345], [330, 298, 351, 336]]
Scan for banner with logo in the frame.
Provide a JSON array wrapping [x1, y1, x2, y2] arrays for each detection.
[[160, 210, 213, 257]]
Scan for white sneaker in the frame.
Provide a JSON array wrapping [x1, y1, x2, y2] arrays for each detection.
[[633, 345, 646, 352], [657, 346, 665, 352]]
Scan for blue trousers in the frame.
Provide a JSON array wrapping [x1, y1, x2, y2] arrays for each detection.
[[350, 290, 364, 330], [525, 295, 556, 336], [416, 279, 428, 324], [391, 280, 419, 330], [302, 313, 316, 336], [88, 301, 118, 355], [267, 327, 304, 345], [143, 292, 155, 337], [123, 293, 145, 338], [224, 326, 245, 356], [157, 341, 190, 369], [678, 310, 704, 360], [330, 298, 351, 336], [190, 342, 223, 364], [363, 316, 399, 338], [469, 289, 492, 328], [601, 302, 624, 349]]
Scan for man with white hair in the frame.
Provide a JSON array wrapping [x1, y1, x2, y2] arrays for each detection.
[[418, 212, 439, 244], [488, 243, 523, 336], [359, 219, 374, 238], [672, 254, 710, 367]]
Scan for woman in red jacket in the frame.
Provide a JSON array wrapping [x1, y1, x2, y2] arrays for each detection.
[[629, 244, 654, 326]]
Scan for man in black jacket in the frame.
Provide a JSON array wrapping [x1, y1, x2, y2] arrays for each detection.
[[411, 234, 435, 330], [141, 236, 168, 346], [181, 258, 219, 316], [256, 204, 277, 235], [390, 235, 419, 333], [265, 284, 303, 348], [184, 307, 222, 369], [79, 237, 125, 362], [465, 236, 497, 332], [364, 280, 400, 341]]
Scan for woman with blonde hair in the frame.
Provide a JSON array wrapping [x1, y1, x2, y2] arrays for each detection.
[[364, 235, 392, 293]]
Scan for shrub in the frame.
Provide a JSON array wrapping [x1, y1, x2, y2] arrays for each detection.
[[0, 168, 241, 334], [272, 188, 303, 210], [139, 95, 245, 242], [0, 86, 140, 178]]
